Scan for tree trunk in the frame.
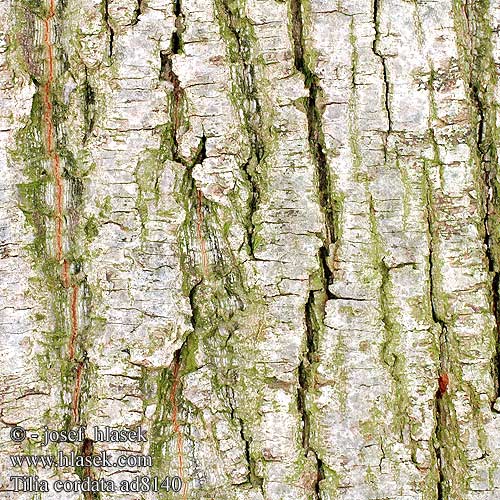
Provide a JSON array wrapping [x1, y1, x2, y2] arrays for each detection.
[[2, 0, 500, 498]]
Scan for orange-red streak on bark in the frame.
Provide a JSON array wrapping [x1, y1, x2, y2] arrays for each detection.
[[169, 358, 187, 500], [43, 1, 81, 416], [42, 0, 64, 264]]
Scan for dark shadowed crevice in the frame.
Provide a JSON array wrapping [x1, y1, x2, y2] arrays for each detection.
[[240, 417, 264, 491], [298, 288, 326, 498], [159, 49, 185, 163], [131, 0, 142, 25], [215, 0, 265, 258], [371, 0, 392, 170], [298, 290, 316, 452], [372, 0, 392, 138], [289, 1, 335, 495], [103, 0, 114, 58], [470, 67, 500, 405], [78, 438, 100, 500], [82, 67, 95, 144], [455, 0, 500, 405], [289, 0, 336, 286], [225, 388, 264, 492], [435, 393, 445, 500], [172, 0, 185, 54], [423, 163, 447, 499]]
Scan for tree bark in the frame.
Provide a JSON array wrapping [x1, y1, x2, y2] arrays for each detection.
[[2, 0, 500, 498]]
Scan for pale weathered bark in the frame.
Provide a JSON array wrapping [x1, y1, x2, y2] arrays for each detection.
[[2, 0, 500, 499]]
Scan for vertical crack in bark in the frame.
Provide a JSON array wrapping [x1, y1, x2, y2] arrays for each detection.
[[179, 134, 208, 274], [299, 289, 325, 498], [228, 392, 264, 493], [157, 279, 200, 495], [157, 0, 185, 155], [83, 67, 95, 144], [132, 0, 143, 25], [160, 37, 185, 164], [171, 0, 185, 54], [103, 0, 114, 58], [290, 0, 336, 286], [33, 8, 95, 491], [423, 157, 449, 499], [372, 0, 392, 162], [78, 438, 99, 500], [216, 0, 264, 258], [369, 194, 411, 448], [289, 0, 334, 494], [165, 134, 208, 474], [459, 0, 500, 403], [160, 31, 211, 277]]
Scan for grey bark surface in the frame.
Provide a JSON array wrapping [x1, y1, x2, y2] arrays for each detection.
[[2, 0, 500, 498]]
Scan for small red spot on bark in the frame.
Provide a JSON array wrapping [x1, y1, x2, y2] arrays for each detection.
[[438, 373, 449, 396]]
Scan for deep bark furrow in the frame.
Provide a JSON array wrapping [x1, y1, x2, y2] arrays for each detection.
[[172, 0, 184, 53], [459, 0, 500, 402], [82, 67, 95, 144], [290, 0, 336, 249], [289, 0, 336, 282], [423, 160, 449, 499], [103, 0, 114, 58], [289, 1, 336, 493], [216, 0, 264, 258], [132, 0, 143, 25], [79, 438, 99, 500], [300, 290, 325, 499], [372, 0, 392, 139]]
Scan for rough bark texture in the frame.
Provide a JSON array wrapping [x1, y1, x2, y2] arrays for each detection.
[[3, 0, 500, 498]]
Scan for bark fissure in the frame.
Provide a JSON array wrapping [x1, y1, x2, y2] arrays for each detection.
[[290, 0, 336, 291], [103, 0, 114, 58], [78, 438, 99, 500], [132, 0, 142, 25], [225, 389, 264, 491], [289, 1, 335, 495], [216, 0, 265, 258], [154, 123, 207, 494], [458, 0, 500, 403], [159, 49, 184, 163], [172, 0, 185, 54], [39, 0, 89, 431], [83, 67, 95, 144], [369, 194, 412, 447], [372, 0, 392, 162], [239, 415, 264, 491], [298, 290, 314, 452], [423, 159, 449, 499], [299, 289, 325, 498]]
